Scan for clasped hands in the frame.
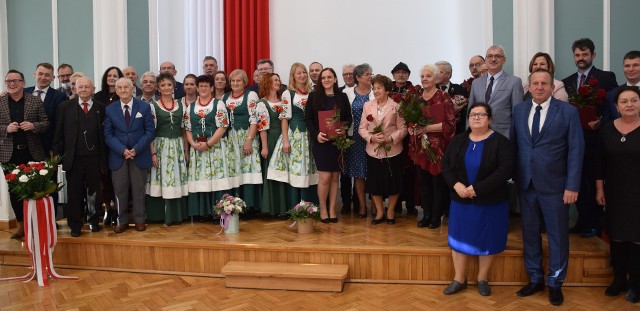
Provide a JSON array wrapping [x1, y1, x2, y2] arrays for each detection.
[[371, 132, 388, 144], [122, 148, 136, 160], [6, 121, 35, 133], [454, 182, 476, 199]]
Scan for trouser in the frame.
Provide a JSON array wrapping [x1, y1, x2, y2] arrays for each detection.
[[111, 160, 147, 226], [65, 155, 102, 230], [417, 168, 447, 224]]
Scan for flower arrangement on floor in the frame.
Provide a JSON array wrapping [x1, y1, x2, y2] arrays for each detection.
[[3, 155, 63, 200], [287, 201, 320, 227], [214, 194, 246, 232]]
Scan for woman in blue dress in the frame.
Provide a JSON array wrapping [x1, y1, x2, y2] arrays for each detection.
[[344, 63, 374, 218], [440, 102, 515, 296]]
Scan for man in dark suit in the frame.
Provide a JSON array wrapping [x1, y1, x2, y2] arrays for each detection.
[[436, 60, 468, 135], [56, 63, 74, 98], [202, 56, 218, 76], [123, 66, 143, 98], [468, 45, 523, 139], [247, 59, 288, 93], [511, 69, 584, 306], [53, 77, 106, 237], [561, 38, 618, 238], [158, 61, 185, 98], [104, 78, 155, 233], [137, 71, 159, 104], [0, 69, 49, 239], [604, 50, 640, 122]]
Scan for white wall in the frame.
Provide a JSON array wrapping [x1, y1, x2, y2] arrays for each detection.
[[270, 0, 492, 85]]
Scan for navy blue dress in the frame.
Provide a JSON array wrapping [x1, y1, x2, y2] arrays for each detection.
[[448, 134, 509, 255]]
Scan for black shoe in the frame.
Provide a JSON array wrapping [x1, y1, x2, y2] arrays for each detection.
[[477, 280, 491, 296], [371, 217, 385, 225], [320, 218, 330, 224], [427, 221, 441, 229], [387, 218, 395, 225], [580, 228, 597, 238], [516, 282, 545, 297], [548, 286, 564, 306], [70, 228, 81, 237], [605, 278, 628, 296], [329, 218, 338, 223], [417, 217, 430, 228], [89, 223, 101, 233], [443, 280, 467, 295], [627, 288, 640, 303]]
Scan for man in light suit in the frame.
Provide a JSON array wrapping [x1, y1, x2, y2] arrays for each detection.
[[53, 77, 106, 237], [468, 45, 523, 139], [562, 38, 618, 238], [511, 69, 584, 306], [104, 78, 155, 233]]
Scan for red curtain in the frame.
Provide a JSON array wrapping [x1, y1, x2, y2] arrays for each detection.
[[224, 0, 270, 84]]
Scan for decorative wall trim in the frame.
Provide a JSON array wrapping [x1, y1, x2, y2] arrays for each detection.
[[602, 0, 610, 70], [512, 0, 554, 80], [148, 0, 158, 73], [51, 0, 59, 88], [92, 0, 128, 87]]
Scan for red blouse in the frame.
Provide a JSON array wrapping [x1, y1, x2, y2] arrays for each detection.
[[409, 89, 456, 174]]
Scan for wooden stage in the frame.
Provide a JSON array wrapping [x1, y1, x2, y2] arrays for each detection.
[[0, 211, 611, 286]]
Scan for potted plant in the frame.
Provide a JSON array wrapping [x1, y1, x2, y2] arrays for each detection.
[[287, 201, 320, 233], [213, 194, 246, 234]]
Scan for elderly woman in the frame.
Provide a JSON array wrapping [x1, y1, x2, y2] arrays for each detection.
[[410, 64, 456, 229], [441, 102, 514, 296], [213, 71, 230, 100], [344, 63, 375, 218], [596, 86, 640, 303], [145, 73, 189, 225], [523, 52, 568, 102], [185, 75, 238, 218], [268, 63, 319, 209], [358, 75, 407, 224], [223, 69, 269, 216], [305, 68, 353, 223]]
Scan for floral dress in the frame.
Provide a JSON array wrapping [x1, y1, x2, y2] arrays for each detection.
[[185, 97, 239, 216], [146, 99, 189, 224], [346, 90, 370, 178], [268, 91, 319, 206], [222, 90, 269, 211]]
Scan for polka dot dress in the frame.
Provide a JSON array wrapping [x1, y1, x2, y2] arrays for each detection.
[[346, 91, 369, 178]]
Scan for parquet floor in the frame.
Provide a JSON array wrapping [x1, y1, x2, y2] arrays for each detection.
[[0, 266, 636, 311]]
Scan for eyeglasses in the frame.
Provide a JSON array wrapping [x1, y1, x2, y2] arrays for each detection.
[[486, 54, 504, 59], [469, 113, 489, 119], [362, 73, 373, 77], [4, 79, 24, 84], [469, 63, 483, 68], [58, 74, 72, 79], [342, 73, 354, 77], [160, 66, 175, 71]]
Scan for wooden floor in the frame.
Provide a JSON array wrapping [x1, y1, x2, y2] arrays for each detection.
[[0, 210, 611, 286], [0, 266, 636, 311]]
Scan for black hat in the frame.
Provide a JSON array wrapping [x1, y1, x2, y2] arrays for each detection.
[[391, 62, 411, 74]]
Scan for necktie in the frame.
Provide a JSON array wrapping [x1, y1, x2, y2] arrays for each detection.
[[82, 102, 89, 113], [35, 90, 43, 100], [531, 105, 542, 142], [440, 85, 447, 92], [579, 74, 586, 87], [485, 76, 494, 103], [124, 105, 131, 126]]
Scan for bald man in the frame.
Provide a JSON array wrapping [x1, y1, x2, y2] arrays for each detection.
[[158, 61, 185, 98]]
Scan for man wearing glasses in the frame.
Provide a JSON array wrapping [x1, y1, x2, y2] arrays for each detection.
[[56, 63, 74, 98], [0, 69, 50, 239], [248, 59, 287, 93], [468, 45, 523, 139], [158, 61, 185, 98]]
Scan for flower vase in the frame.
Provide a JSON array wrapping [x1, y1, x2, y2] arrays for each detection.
[[225, 214, 240, 234], [297, 218, 315, 234]]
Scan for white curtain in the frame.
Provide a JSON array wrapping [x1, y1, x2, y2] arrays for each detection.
[[151, 0, 224, 81], [92, 0, 128, 88]]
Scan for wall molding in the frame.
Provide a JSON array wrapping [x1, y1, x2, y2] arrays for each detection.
[[602, 0, 610, 70], [512, 0, 554, 80], [92, 0, 128, 86]]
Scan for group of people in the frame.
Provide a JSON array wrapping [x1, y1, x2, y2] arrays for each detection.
[[2, 37, 639, 305]]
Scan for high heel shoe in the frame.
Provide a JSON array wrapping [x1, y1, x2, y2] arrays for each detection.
[[329, 218, 338, 223], [320, 218, 330, 223], [371, 217, 385, 225]]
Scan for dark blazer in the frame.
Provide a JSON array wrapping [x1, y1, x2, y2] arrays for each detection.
[[304, 91, 352, 140], [510, 97, 584, 193], [439, 82, 467, 98], [442, 130, 514, 204], [103, 98, 155, 170], [561, 66, 618, 98], [24, 86, 67, 153], [0, 93, 49, 162], [53, 99, 107, 173]]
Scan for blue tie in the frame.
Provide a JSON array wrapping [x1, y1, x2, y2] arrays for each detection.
[[531, 105, 542, 142], [485, 76, 494, 103]]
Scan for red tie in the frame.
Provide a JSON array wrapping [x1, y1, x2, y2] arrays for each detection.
[[82, 102, 89, 113], [579, 74, 586, 87]]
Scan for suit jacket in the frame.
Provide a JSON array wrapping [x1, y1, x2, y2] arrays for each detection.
[[561, 66, 618, 98], [24, 86, 67, 153], [357, 97, 407, 158], [53, 99, 107, 173], [510, 97, 584, 194], [439, 82, 467, 98], [103, 98, 155, 170], [0, 93, 49, 162], [468, 72, 523, 138]]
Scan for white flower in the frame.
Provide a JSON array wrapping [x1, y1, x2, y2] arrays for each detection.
[[11, 169, 20, 175], [18, 175, 29, 183], [39, 169, 48, 176]]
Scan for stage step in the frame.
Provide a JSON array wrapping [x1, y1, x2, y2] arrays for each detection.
[[221, 261, 349, 292]]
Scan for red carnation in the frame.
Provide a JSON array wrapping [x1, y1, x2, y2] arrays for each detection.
[[18, 164, 26, 169], [5, 173, 16, 181], [366, 114, 374, 122], [578, 86, 591, 96], [23, 167, 32, 173], [587, 77, 598, 87], [392, 93, 403, 103]]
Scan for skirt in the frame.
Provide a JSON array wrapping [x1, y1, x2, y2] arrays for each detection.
[[365, 154, 403, 196]]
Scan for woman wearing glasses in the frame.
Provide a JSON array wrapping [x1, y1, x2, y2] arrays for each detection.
[[440, 102, 514, 296]]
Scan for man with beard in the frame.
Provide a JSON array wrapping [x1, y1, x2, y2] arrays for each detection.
[[561, 38, 618, 238], [461, 55, 485, 94], [57, 64, 74, 98]]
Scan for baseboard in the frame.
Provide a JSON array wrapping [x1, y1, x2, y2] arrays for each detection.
[[0, 218, 17, 230]]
